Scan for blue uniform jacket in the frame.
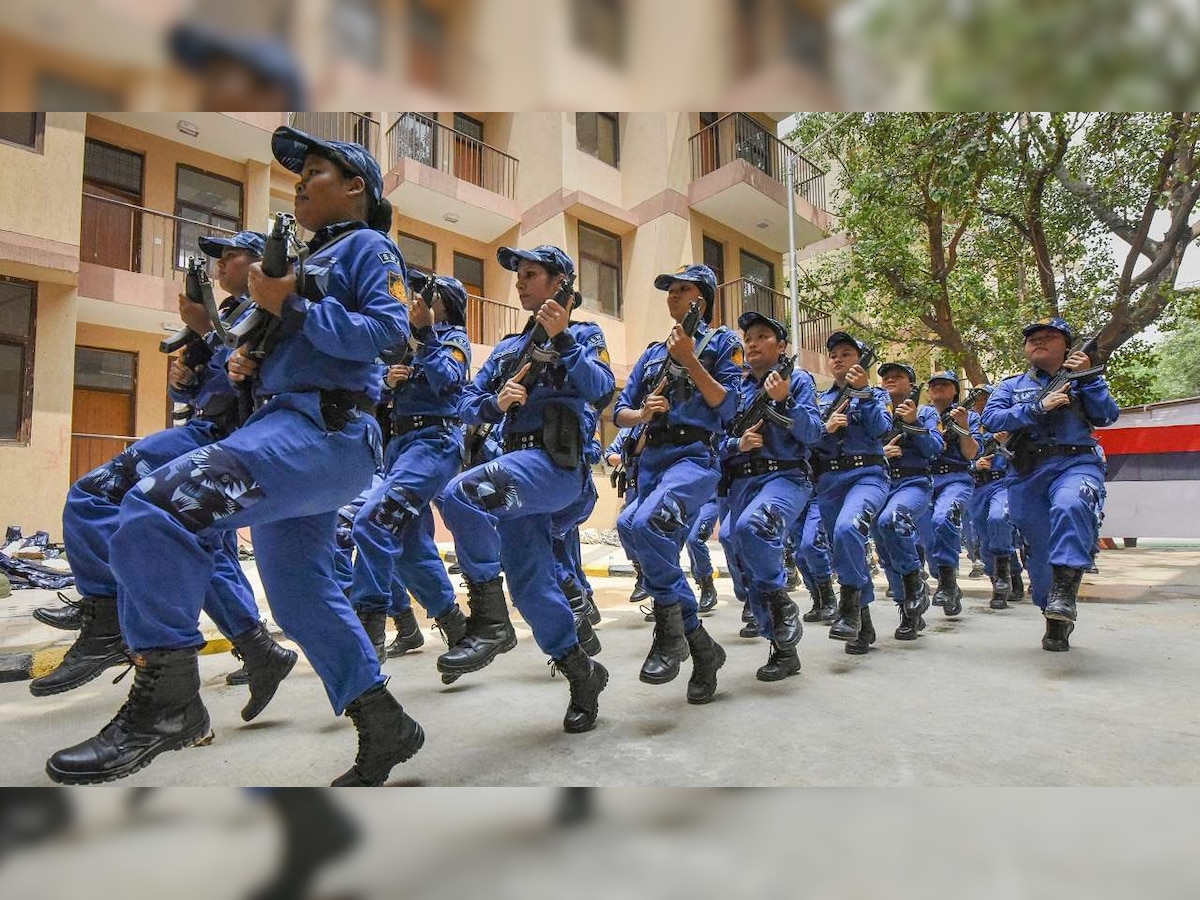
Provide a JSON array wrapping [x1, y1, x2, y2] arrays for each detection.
[[613, 324, 742, 434], [264, 221, 410, 400], [813, 385, 892, 458], [169, 296, 249, 420], [931, 408, 983, 468], [887, 403, 944, 469], [389, 323, 471, 419], [459, 317, 615, 441], [719, 369, 824, 464], [982, 368, 1119, 445]]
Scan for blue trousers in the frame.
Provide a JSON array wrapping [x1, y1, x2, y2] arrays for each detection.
[[873, 475, 933, 600], [814, 467, 889, 605], [794, 497, 832, 583], [441, 449, 585, 659], [968, 479, 1016, 575], [716, 500, 748, 603], [1006, 459, 1105, 609], [727, 473, 813, 640], [551, 472, 598, 591], [917, 475, 974, 570], [686, 499, 719, 579], [64, 419, 260, 641], [108, 392, 383, 714], [616, 443, 718, 633], [350, 427, 460, 617]]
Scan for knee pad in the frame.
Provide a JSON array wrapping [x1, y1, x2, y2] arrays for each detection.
[[134, 444, 264, 532], [1077, 477, 1104, 530], [458, 461, 521, 512], [886, 505, 917, 538], [946, 500, 964, 530], [747, 503, 786, 543], [647, 493, 687, 537], [75, 446, 154, 505], [369, 485, 422, 536], [850, 508, 875, 539]]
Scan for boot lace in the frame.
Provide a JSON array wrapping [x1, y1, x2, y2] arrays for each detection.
[[345, 703, 372, 770]]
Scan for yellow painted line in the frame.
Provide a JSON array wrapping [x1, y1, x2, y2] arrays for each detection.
[[27, 635, 239, 680]]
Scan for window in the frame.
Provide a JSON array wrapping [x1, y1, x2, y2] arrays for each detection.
[[74, 347, 136, 393], [571, 0, 626, 66], [453, 252, 484, 297], [578, 223, 622, 318], [703, 236, 726, 285], [84, 139, 143, 196], [398, 233, 436, 276], [174, 166, 243, 270], [0, 278, 37, 443], [393, 112, 439, 168], [740, 249, 774, 289], [331, 0, 383, 69], [0, 114, 44, 152], [576, 113, 619, 167]]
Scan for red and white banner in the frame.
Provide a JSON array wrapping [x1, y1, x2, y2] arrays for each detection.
[[1096, 396, 1200, 539]]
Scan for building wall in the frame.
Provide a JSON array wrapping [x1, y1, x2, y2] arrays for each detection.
[[74, 322, 171, 441]]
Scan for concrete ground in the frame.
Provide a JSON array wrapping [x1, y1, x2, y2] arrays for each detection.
[[1, 542, 1199, 787]]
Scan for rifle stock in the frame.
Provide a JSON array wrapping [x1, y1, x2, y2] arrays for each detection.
[[730, 355, 797, 437]]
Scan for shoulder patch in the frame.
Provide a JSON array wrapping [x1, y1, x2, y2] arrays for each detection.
[[378, 251, 400, 266], [387, 270, 407, 304], [450, 347, 469, 365], [598, 347, 611, 365], [730, 345, 745, 367]]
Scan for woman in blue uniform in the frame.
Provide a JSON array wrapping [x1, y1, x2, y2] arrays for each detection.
[[46, 127, 419, 787]]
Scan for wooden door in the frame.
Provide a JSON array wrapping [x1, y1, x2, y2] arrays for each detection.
[[80, 182, 140, 272], [70, 388, 135, 481], [453, 114, 484, 187]]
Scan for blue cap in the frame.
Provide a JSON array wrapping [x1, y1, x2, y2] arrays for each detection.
[[168, 24, 307, 109], [826, 331, 866, 354], [409, 271, 467, 327], [198, 230, 266, 259], [878, 362, 917, 382], [928, 370, 959, 385], [975, 383, 995, 394], [271, 126, 383, 207], [1022, 316, 1074, 344], [653, 265, 718, 303], [497, 245, 575, 280], [737, 310, 788, 343]]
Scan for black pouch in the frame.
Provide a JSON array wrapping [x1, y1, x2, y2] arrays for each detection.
[[1011, 446, 1040, 477], [542, 403, 583, 470]]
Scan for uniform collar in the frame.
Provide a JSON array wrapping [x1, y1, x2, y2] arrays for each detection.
[[309, 220, 368, 253]]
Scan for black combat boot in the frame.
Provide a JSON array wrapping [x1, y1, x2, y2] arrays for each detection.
[[803, 579, 837, 623], [356, 609, 388, 665], [784, 547, 801, 589], [684, 623, 726, 704], [552, 645, 609, 733], [45, 647, 212, 784], [828, 585, 862, 642], [757, 640, 801, 681], [894, 603, 920, 641], [225, 656, 250, 686], [739, 602, 760, 638], [1044, 565, 1084, 622], [432, 604, 468, 647], [436, 576, 516, 682], [563, 576, 602, 626], [1010, 559, 1026, 601], [387, 607, 426, 657], [766, 588, 802, 648], [639, 602, 690, 684], [29, 595, 129, 697], [696, 573, 718, 614], [629, 561, 650, 602], [245, 790, 360, 900], [330, 682, 424, 786], [229, 623, 298, 722], [1041, 618, 1075, 652], [567, 589, 602, 657], [933, 565, 963, 617], [33, 593, 84, 631], [845, 605, 876, 655], [989, 554, 1013, 610], [901, 568, 931, 620]]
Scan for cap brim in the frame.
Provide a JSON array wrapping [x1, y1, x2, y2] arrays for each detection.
[[271, 125, 359, 177], [197, 235, 237, 257], [878, 364, 912, 377], [1022, 325, 1071, 340], [497, 247, 543, 272]]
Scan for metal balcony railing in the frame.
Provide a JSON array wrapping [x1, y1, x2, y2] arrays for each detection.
[[466, 294, 526, 347], [288, 112, 381, 159], [386, 113, 518, 200], [80, 193, 239, 278], [712, 278, 833, 354], [690, 113, 826, 211]]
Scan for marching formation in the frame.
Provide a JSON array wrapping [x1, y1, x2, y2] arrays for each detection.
[[28, 129, 1119, 786]]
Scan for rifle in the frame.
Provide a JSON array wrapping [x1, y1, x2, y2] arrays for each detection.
[[820, 344, 878, 424], [883, 381, 927, 446], [729, 355, 797, 437], [160, 257, 215, 361], [1003, 334, 1106, 458], [939, 386, 989, 438], [225, 212, 299, 355], [979, 434, 1015, 460], [502, 273, 581, 416], [649, 300, 705, 413]]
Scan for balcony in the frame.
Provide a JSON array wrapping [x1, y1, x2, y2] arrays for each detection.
[[288, 112, 381, 160], [76, 192, 238, 332], [688, 113, 833, 253], [711, 277, 833, 367], [465, 293, 525, 348], [383, 113, 521, 243]]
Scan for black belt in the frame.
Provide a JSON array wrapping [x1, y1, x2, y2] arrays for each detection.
[[392, 414, 457, 435], [931, 460, 972, 476], [320, 390, 375, 431], [503, 430, 547, 454], [973, 469, 1007, 484], [644, 424, 715, 449], [1012, 443, 1098, 474], [889, 464, 931, 479], [812, 453, 886, 475], [729, 457, 810, 481]]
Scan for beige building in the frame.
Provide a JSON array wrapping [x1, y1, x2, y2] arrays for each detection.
[[0, 110, 833, 539]]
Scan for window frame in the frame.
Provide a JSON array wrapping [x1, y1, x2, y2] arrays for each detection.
[[397, 231, 437, 276], [577, 221, 623, 319], [453, 251, 485, 294], [173, 164, 244, 272], [576, 112, 620, 168], [0, 277, 38, 445], [739, 248, 775, 289], [0, 113, 45, 154]]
